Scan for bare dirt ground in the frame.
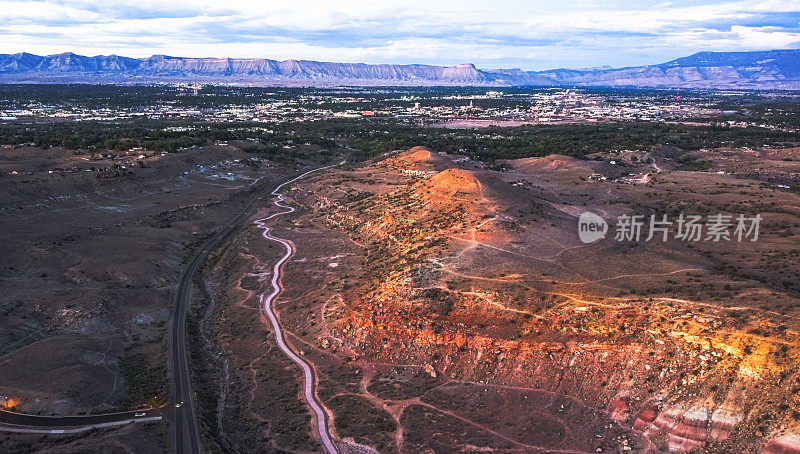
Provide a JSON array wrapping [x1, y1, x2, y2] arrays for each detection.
[[0, 143, 325, 452], [208, 145, 800, 453]]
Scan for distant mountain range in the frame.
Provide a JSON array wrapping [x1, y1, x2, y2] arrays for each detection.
[[1, 49, 799, 89]]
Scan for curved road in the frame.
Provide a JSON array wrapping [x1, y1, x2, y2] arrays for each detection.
[[0, 160, 342, 454], [253, 165, 341, 454], [0, 408, 162, 434], [171, 161, 342, 454]]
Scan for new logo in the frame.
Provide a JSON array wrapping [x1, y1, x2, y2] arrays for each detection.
[[578, 212, 608, 244]]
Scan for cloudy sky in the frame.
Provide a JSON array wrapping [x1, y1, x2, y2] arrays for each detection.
[[2, 0, 799, 70]]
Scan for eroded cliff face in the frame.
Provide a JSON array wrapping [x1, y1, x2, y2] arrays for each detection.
[[333, 289, 799, 452], [278, 147, 800, 453], [4, 50, 800, 88]]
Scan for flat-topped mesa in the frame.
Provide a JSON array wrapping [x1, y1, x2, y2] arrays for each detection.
[[441, 63, 487, 83], [3, 49, 800, 87], [0, 53, 542, 85]]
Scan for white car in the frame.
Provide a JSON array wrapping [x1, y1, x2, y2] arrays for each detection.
[[175, 401, 184, 408], [134, 412, 146, 417]]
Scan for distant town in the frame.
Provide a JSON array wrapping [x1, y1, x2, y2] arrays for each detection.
[[1, 85, 796, 133]]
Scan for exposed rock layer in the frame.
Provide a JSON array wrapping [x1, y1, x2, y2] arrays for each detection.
[[2, 49, 800, 88]]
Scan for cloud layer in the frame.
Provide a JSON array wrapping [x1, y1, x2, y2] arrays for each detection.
[[2, 0, 799, 69]]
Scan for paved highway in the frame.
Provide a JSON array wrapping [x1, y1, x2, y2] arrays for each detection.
[[0, 160, 341, 454], [0, 408, 163, 434], [171, 161, 343, 453]]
